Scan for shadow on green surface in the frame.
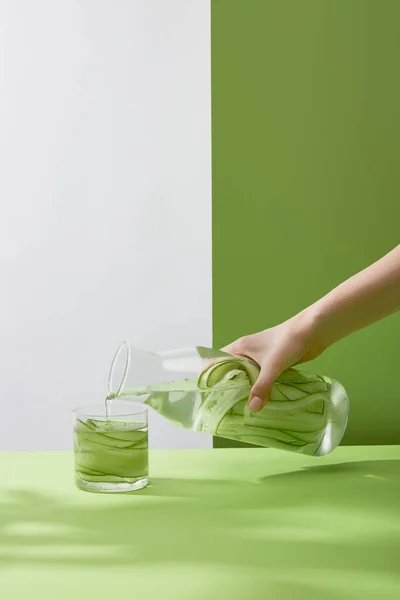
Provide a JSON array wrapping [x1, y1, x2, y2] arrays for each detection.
[[0, 460, 399, 597], [258, 459, 400, 509]]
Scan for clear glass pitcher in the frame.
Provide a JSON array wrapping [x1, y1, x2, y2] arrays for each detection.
[[107, 342, 349, 457]]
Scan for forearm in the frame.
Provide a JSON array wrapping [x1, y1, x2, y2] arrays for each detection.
[[307, 245, 400, 349]]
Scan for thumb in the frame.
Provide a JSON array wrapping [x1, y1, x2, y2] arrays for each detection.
[[248, 357, 284, 412]]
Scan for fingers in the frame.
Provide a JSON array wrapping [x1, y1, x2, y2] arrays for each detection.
[[222, 337, 284, 412], [248, 357, 284, 412]]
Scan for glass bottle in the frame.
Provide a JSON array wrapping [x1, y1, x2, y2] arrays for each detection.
[[107, 342, 349, 456]]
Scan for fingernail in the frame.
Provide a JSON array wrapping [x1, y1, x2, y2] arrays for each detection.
[[249, 397, 263, 412]]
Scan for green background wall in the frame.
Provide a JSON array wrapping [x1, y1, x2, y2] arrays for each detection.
[[212, 0, 400, 447]]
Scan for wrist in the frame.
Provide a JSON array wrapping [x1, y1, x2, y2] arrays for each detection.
[[294, 302, 332, 353]]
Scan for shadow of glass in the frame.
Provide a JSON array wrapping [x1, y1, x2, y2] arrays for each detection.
[[0, 459, 399, 587]]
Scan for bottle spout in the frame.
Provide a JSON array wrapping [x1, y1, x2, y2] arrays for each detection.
[[108, 341, 131, 397]]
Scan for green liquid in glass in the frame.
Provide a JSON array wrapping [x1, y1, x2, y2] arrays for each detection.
[[74, 417, 148, 490]]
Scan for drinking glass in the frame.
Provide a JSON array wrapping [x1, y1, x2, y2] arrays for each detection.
[[73, 399, 148, 493]]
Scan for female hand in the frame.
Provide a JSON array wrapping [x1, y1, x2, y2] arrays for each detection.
[[222, 311, 325, 412], [222, 245, 400, 412]]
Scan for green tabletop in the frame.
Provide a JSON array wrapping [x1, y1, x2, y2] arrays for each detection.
[[1, 447, 400, 600]]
